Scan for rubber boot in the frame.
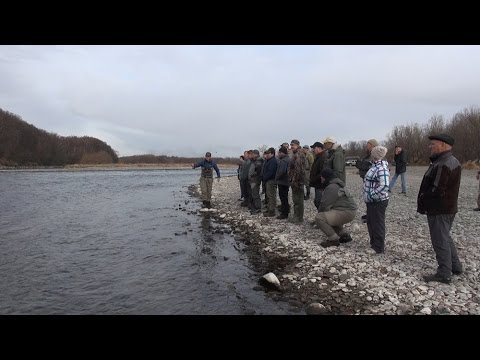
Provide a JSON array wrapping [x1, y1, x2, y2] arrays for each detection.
[[304, 188, 310, 200]]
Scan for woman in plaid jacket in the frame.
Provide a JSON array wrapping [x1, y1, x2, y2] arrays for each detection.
[[363, 146, 390, 254]]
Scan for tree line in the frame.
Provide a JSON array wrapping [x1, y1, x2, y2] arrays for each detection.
[[2, 106, 479, 167], [119, 154, 239, 165], [0, 108, 118, 166], [343, 106, 480, 165]]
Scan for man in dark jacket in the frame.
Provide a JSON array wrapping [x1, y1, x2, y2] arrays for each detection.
[[238, 153, 246, 201], [417, 134, 463, 284], [275, 146, 290, 219], [192, 152, 220, 208], [356, 139, 378, 179], [309, 142, 327, 209], [262, 147, 278, 217], [390, 146, 408, 194], [248, 150, 263, 214], [240, 150, 252, 208]]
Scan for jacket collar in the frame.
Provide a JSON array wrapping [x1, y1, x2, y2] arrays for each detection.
[[430, 150, 451, 163]]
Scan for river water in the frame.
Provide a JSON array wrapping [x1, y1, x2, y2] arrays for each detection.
[[0, 169, 299, 314]]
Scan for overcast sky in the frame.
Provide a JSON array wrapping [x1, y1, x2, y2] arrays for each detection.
[[1, 45, 479, 158]]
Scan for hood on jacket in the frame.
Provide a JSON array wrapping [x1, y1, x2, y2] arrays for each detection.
[[323, 177, 345, 189]]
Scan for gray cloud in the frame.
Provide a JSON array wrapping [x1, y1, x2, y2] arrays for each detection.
[[1, 45, 479, 157]]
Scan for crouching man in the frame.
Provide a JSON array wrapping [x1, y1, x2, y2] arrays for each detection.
[[315, 168, 358, 248]]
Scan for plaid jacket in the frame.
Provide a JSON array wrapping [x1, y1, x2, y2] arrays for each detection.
[[363, 160, 390, 203]]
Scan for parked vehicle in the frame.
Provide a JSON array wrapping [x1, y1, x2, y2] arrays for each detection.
[[345, 156, 360, 166]]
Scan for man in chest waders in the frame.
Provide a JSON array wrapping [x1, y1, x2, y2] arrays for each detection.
[[193, 152, 220, 208]]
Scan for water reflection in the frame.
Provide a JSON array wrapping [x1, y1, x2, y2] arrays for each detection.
[[193, 213, 220, 269]]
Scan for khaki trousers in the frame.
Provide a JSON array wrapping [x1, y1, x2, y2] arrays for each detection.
[[200, 176, 213, 201], [315, 209, 356, 240], [266, 180, 277, 214]]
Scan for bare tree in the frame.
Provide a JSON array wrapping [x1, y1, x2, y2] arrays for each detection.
[[344, 140, 367, 158], [257, 144, 269, 154]]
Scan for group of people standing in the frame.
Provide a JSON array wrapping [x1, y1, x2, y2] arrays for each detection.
[[194, 132, 471, 284], [236, 137, 364, 249], [237, 138, 342, 226]]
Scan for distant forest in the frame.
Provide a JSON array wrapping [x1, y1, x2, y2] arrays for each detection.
[[2, 106, 479, 167], [119, 154, 239, 165], [0, 108, 239, 167], [0, 108, 119, 166]]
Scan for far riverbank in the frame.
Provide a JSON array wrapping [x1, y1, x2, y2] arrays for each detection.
[[0, 163, 237, 171]]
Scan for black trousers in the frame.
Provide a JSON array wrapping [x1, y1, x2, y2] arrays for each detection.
[[427, 214, 462, 277], [241, 178, 251, 206], [314, 188, 323, 209], [366, 199, 389, 253], [240, 179, 247, 199], [249, 182, 261, 210], [278, 184, 290, 216]]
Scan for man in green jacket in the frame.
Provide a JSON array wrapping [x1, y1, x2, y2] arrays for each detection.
[[303, 145, 315, 200], [323, 136, 346, 184], [315, 168, 358, 248]]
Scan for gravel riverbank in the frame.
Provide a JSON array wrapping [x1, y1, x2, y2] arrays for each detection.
[[196, 166, 480, 315]]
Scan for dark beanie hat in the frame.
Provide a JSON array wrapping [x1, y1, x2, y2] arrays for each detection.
[[320, 168, 335, 181], [278, 147, 288, 155]]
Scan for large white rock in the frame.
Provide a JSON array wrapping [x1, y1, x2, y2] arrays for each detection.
[[261, 272, 282, 290], [420, 307, 432, 315], [199, 208, 218, 213], [306, 303, 328, 315]]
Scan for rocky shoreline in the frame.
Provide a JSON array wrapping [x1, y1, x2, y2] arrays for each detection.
[[195, 166, 480, 315]]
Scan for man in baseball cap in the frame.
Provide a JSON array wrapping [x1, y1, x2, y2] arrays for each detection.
[[192, 152, 220, 208]]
